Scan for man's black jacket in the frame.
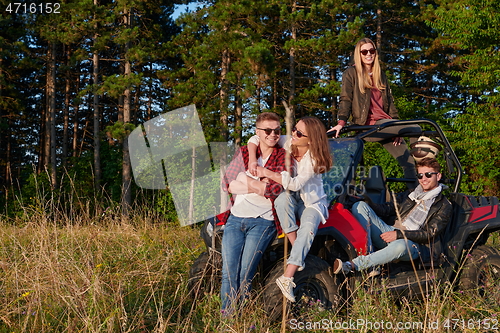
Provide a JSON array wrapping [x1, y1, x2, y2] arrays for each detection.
[[369, 188, 452, 245]]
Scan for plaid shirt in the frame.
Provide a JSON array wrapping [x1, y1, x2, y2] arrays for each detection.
[[218, 144, 287, 234]]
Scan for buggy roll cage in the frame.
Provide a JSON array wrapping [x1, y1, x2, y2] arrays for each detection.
[[332, 119, 464, 193]]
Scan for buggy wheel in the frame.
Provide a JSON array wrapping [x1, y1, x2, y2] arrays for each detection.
[[262, 255, 339, 321], [458, 245, 500, 305], [188, 250, 222, 299]]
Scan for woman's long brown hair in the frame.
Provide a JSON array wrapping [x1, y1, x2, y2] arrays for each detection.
[[353, 37, 386, 94], [294, 117, 332, 174]]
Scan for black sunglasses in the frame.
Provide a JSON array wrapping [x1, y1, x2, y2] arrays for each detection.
[[292, 126, 308, 138], [416, 172, 438, 179], [360, 48, 376, 55], [257, 127, 281, 135]]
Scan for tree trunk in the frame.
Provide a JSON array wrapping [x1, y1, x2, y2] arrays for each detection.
[[330, 68, 338, 127], [234, 83, 242, 146], [220, 47, 230, 141], [0, 53, 10, 200], [62, 44, 70, 167], [93, 0, 101, 193], [188, 145, 196, 224], [50, 43, 57, 188], [288, 2, 297, 121], [376, 7, 382, 61], [46, 42, 57, 188], [73, 67, 80, 158], [121, 8, 132, 216]]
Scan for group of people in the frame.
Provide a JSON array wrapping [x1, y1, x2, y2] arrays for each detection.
[[218, 37, 452, 315]]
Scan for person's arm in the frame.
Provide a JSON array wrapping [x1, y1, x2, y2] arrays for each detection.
[[329, 68, 356, 137], [396, 197, 453, 244], [383, 72, 399, 120], [327, 120, 346, 138], [228, 172, 267, 196], [330, 67, 356, 137], [247, 136, 259, 176], [380, 231, 398, 243], [258, 147, 286, 200], [255, 166, 282, 184], [256, 159, 316, 192], [368, 190, 409, 217], [221, 147, 245, 192]]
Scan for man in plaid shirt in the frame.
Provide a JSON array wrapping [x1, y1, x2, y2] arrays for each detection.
[[220, 112, 287, 315]]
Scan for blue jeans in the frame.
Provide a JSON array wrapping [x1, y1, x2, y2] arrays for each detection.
[[351, 201, 420, 271], [220, 215, 276, 312], [275, 191, 322, 268]]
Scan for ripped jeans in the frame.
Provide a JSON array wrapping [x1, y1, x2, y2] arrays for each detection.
[[351, 201, 421, 271], [275, 191, 322, 268]]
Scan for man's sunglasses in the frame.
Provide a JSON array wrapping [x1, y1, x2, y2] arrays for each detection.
[[257, 127, 281, 135], [360, 48, 376, 55], [416, 172, 438, 179], [292, 126, 308, 138]]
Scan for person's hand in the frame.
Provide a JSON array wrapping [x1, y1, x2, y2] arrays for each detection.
[[327, 124, 343, 138], [261, 177, 270, 184], [362, 194, 374, 206], [380, 230, 397, 243], [392, 137, 403, 146], [255, 166, 271, 178], [236, 172, 248, 183], [248, 157, 258, 176]]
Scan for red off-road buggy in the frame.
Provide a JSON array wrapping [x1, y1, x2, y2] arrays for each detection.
[[189, 119, 500, 318]]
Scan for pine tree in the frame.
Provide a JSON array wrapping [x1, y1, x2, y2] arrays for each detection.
[[429, 0, 500, 196]]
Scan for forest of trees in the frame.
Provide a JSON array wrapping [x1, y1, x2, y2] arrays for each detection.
[[0, 0, 499, 221]]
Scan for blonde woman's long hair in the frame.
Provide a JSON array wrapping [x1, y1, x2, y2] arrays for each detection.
[[293, 117, 332, 174], [353, 38, 386, 94]]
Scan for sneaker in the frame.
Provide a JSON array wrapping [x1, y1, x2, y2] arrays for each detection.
[[366, 267, 380, 278], [333, 258, 353, 274], [276, 275, 296, 302]]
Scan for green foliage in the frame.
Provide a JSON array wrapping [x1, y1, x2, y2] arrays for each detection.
[[428, 0, 500, 196], [362, 142, 407, 194], [105, 121, 137, 141], [99, 73, 144, 99], [446, 105, 500, 196]]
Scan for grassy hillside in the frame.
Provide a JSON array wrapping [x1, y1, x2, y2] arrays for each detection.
[[1, 207, 499, 332]]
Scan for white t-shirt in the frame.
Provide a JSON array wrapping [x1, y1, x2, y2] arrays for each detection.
[[230, 155, 274, 221]]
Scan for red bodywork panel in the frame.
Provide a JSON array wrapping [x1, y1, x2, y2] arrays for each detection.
[[465, 197, 499, 224], [319, 203, 368, 256]]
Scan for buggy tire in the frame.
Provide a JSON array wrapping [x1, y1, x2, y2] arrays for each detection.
[[458, 245, 500, 303], [188, 250, 222, 299], [262, 255, 339, 321]]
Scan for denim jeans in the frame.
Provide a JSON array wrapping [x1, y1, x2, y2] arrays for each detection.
[[351, 201, 420, 271], [275, 191, 322, 268], [220, 215, 276, 312]]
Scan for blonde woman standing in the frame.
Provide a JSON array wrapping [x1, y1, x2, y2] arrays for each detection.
[[329, 38, 420, 187]]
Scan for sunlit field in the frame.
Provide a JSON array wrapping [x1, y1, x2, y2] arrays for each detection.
[[1, 201, 499, 333]]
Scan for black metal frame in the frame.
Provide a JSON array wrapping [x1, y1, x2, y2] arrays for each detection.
[[333, 119, 464, 193]]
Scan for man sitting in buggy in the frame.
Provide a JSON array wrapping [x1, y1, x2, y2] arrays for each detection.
[[333, 157, 452, 276]]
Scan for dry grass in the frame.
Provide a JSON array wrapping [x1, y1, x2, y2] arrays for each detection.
[[1, 205, 499, 332]]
